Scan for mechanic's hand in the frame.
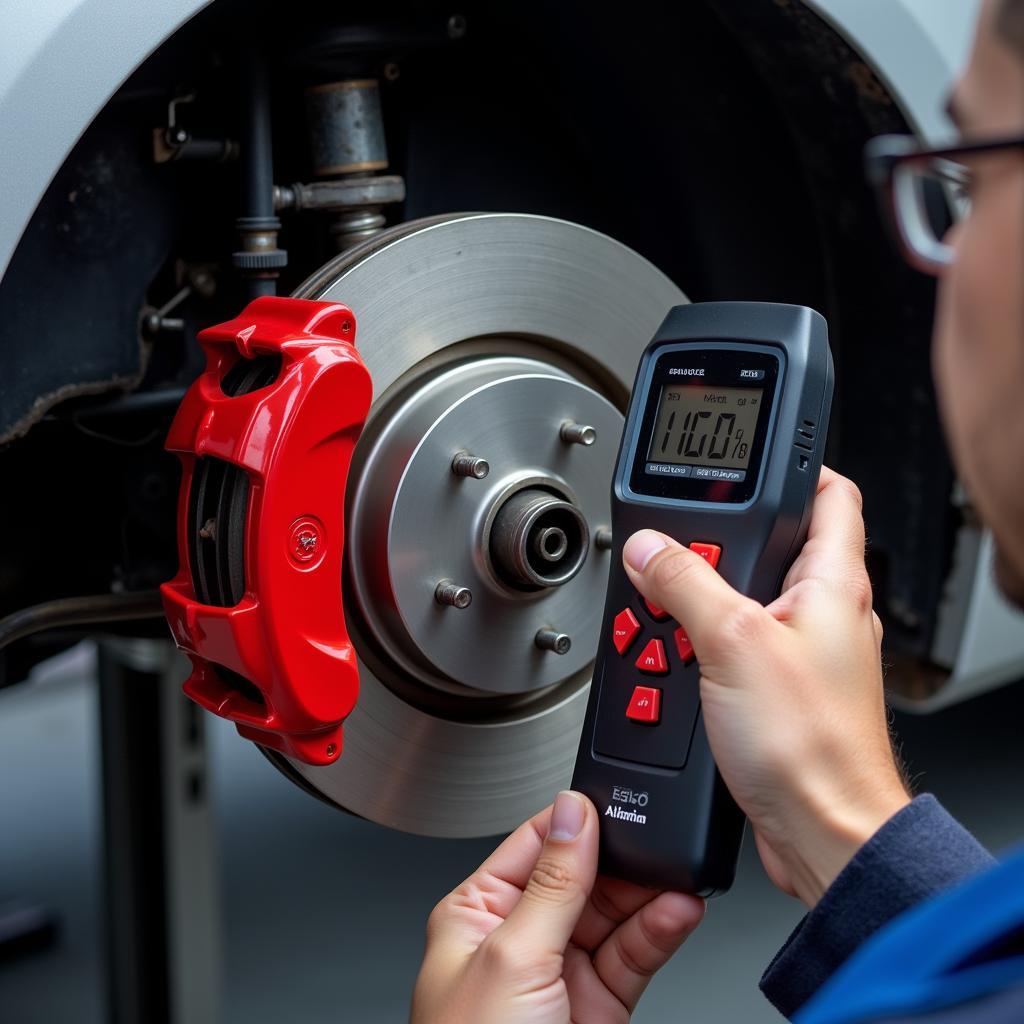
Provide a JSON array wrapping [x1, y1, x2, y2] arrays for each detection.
[[411, 791, 704, 1024], [622, 467, 911, 909]]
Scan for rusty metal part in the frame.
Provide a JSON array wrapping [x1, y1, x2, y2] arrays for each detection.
[[273, 176, 405, 213], [305, 79, 388, 177]]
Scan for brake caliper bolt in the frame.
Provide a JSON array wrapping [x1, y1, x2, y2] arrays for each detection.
[[595, 527, 613, 551], [435, 579, 473, 609], [535, 628, 572, 655], [451, 451, 490, 479], [560, 421, 596, 446]]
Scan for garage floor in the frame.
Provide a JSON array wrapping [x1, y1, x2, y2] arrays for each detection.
[[1, 646, 1022, 1024]]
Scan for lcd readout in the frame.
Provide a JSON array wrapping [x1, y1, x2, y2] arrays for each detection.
[[646, 385, 763, 470]]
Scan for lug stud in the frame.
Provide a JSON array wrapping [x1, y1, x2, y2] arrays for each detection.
[[560, 421, 596, 446], [595, 527, 613, 551], [535, 628, 572, 655], [451, 451, 490, 479], [435, 579, 473, 609]]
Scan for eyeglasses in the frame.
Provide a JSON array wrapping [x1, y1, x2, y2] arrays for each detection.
[[864, 133, 1024, 276]]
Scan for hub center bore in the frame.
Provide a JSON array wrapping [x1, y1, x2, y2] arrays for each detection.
[[536, 526, 568, 563], [489, 488, 589, 589]]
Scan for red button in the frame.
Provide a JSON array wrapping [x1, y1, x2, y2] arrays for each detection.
[[635, 638, 668, 675], [612, 608, 641, 655], [689, 542, 721, 569], [626, 685, 661, 724], [644, 598, 670, 621], [674, 626, 695, 663]]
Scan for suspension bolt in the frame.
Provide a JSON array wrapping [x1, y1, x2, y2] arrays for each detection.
[[535, 628, 572, 655], [560, 421, 596, 446], [595, 527, 613, 551], [451, 451, 490, 479], [435, 580, 473, 609]]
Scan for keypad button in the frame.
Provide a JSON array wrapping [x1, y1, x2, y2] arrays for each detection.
[[689, 542, 721, 568], [643, 597, 670, 621], [626, 685, 661, 724], [612, 608, 641, 655], [635, 638, 668, 675], [674, 626, 695, 664]]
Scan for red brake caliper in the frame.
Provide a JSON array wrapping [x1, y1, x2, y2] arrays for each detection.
[[160, 296, 371, 765]]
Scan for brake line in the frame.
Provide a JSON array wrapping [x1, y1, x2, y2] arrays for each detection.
[[0, 592, 164, 652]]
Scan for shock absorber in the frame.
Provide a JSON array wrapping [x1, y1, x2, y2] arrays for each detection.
[[305, 78, 396, 250], [273, 77, 406, 252]]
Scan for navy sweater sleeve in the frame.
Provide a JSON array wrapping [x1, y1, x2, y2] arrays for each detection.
[[760, 794, 996, 1019]]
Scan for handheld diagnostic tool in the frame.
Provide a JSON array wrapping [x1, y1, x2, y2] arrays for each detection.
[[571, 302, 834, 896]]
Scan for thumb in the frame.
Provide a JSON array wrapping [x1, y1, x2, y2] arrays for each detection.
[[622, 530, 765, 661], [495, 791, 598, 958]]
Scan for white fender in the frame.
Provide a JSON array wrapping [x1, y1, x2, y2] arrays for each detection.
[[0, 0, 212, 279]]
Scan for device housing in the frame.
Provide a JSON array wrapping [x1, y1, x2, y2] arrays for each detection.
[[572, 301, 834, 895]]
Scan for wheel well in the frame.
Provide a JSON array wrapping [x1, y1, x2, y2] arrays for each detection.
[[0, 0, 952, 688]]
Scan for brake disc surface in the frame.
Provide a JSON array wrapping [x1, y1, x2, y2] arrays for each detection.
[[268, 213, 685, 837]]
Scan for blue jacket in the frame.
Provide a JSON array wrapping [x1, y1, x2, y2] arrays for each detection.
[[760, 795, 1024, 1022]]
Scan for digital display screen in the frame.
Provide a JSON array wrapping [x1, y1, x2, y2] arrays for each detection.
[[628, 345, 780, 503], [646, 385, 764, 470]]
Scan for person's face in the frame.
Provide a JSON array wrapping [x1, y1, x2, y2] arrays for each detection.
[[934, 0, 1024, 606]]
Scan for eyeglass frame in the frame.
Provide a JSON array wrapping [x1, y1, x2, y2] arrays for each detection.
[[864, 132, 1024, 276]]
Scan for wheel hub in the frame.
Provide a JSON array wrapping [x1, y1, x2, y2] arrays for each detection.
[[348, 356, 621, 698], [489, 485, 589, 591]]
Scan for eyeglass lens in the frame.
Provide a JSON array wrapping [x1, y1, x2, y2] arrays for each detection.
[[892, 160, 967, 272]]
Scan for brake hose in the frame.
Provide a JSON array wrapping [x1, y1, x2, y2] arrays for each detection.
[[0, 592, 165, 652]]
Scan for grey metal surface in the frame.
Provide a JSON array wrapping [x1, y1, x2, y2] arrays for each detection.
[[286, 212, 686, 836], [353, 368, 617, 697], [304, 79, 388, 177], [489, 486, 591, 590], [273, 176, 406, 213], [346, 355, 611, 697]]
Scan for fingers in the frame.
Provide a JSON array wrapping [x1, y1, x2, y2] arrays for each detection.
[[571, 876, 664, 951], [589, 892, 704, 1012], [490, 791, 599, 959], [426, 808, 551, 945], [622, 531, 768, 660], [781, 466, 868, 593], [467, 807, 548, 893]]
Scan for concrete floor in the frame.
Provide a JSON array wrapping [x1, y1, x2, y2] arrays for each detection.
[[1, 645, 1022, 1024]]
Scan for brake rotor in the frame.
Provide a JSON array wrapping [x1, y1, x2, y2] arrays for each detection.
[[269, 213, 685, 837]]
